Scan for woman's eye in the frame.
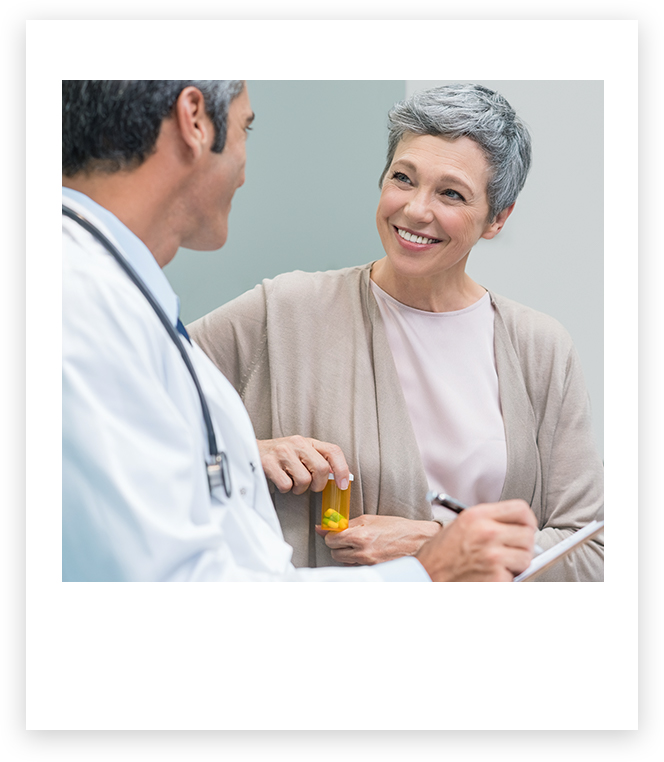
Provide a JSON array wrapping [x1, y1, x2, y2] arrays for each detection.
[[442, 189, 464, 201], [391, 171, 411, 184]]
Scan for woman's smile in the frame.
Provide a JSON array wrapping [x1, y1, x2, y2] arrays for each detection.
[[394, 225, 442, 248]]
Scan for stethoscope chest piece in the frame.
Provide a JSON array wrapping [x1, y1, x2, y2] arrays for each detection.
[[207, 452, 232, 498]]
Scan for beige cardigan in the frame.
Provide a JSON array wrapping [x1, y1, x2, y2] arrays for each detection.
[[189, 264, 604, 581]]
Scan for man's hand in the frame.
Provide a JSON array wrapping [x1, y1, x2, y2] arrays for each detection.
[[316, 514, 440, 565], [415, 500, 537, 582], [257, 436, 350, 495]]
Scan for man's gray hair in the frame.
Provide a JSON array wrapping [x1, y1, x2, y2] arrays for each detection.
[[63, 80, 245, 176], [379, 84, 532, 220]]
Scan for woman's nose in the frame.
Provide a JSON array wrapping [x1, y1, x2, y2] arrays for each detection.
[[404, 188, 434, 223]]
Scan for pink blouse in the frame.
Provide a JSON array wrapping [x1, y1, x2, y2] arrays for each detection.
[[371, 282, 507, 522]]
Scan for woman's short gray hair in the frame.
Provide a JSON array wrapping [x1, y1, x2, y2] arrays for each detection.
[[379, 84, 532, 220]]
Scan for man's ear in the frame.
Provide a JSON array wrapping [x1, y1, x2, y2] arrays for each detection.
[[481, 203, 515, 240], [173, 86, 212, 159]]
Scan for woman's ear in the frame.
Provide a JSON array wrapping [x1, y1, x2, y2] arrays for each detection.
[[481, 203, 516, 240]]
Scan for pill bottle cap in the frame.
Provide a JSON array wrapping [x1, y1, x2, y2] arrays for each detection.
[[328, 473, 354, 481]]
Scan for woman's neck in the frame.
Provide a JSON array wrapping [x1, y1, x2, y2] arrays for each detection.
[[370, 258, 486, 313]]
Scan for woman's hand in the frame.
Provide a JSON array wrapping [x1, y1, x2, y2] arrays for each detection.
[[257, 436, 350, 495], [317, 515, 440, 565]]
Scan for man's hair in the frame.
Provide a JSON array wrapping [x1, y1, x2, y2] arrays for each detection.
[[62, 80, 245, 176], [378, 83, 532, 220]]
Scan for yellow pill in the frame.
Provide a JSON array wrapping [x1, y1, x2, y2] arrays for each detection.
[[327, 521, 339, 530]]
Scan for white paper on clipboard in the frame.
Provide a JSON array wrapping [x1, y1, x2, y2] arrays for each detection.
[[513, 520, 605, 582]]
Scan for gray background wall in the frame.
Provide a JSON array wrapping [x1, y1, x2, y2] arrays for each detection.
[[165, 80, 404, 318], [165, 80, 604, 456]]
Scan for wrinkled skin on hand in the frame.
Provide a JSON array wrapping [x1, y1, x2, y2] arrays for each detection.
[[317, 514, 440, 565], [415, 500, 537, 582], [257, 436, 350, 495]]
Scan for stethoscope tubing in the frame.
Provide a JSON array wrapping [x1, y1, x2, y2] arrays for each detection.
[[62, 204, 231, 497]]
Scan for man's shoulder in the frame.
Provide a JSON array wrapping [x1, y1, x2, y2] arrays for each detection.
[[62, 228, 168, 363]]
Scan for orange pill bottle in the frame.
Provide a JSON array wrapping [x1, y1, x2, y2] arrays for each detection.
[[320, 474, 354, 532]]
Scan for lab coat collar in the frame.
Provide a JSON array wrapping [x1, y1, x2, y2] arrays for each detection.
[[62, 187, 181, 328]]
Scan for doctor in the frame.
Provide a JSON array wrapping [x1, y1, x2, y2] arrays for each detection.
[[62, 79, 537, 581]]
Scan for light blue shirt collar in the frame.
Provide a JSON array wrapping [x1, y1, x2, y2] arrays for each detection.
[[62, 187, 181, 327]]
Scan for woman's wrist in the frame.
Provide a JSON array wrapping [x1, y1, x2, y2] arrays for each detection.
[[420, 519, 444, 537]]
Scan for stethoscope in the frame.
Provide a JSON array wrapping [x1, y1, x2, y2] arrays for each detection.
[[62, 205, 232, 498]]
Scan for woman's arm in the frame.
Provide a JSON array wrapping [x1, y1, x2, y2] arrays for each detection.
[[532, 344, 604, 581]]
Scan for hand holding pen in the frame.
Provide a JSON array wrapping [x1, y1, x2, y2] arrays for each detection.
[[426, 491, 545, 556]]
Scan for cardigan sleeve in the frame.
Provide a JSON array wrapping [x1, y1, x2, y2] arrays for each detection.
[[493, 294, 604, 581], [533, 342, 604, 581]]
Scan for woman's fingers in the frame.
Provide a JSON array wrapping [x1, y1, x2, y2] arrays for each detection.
[[257, 436, 350, 494]]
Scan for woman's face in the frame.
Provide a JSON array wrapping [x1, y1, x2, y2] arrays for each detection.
[[375, 133, 509, 284]]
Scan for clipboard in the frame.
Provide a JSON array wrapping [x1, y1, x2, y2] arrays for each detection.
[[513, 519, 605, 581]]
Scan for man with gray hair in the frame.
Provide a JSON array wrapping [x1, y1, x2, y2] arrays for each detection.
[[62, 79, 537, 581]]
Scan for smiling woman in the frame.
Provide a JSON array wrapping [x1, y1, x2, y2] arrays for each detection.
[[373, 133, 513, 312], [188, 83, 604, 582]]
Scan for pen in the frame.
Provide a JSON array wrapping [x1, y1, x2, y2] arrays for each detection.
[[426, 490, 544, 556]]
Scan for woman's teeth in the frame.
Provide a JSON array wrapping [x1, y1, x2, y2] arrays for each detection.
[[397, 228, 440, 245]]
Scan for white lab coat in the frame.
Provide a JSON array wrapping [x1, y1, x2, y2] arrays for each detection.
[[62, 190, 428, 582]]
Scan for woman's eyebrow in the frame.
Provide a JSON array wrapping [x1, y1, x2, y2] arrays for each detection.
[[436, 174, 473, 194], [393, 159, 474, 194]]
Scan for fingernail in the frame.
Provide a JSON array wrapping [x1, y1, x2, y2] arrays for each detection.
[[339, 478, 349, 491]]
